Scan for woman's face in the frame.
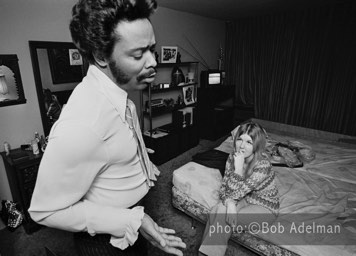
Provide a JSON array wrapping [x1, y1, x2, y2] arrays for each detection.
[[235, 133, 254, 160]]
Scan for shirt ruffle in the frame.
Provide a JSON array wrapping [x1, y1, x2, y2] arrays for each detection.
[[109, 206, 145, 250]]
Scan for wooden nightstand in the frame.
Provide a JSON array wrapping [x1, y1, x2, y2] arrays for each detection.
[[1, 148, 43, 234]]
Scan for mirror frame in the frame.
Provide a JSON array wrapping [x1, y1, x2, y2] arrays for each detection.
[[29, 41, 87, 135], [0, 54, 27, 107]]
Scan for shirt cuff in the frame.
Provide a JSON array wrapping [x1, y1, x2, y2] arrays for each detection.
[[109, 206, 145, 250]]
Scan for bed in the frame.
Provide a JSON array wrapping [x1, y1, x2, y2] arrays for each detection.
[[172, 118, 356, 256]]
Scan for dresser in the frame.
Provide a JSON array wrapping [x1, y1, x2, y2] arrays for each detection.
[[1, 148, 42, 234]]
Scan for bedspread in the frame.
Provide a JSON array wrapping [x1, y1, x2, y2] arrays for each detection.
[[172, 119, 356, 256]]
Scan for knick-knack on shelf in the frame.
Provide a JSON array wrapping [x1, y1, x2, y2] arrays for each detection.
[[176, 52, 181, 63], [155, 51, 159, 63]]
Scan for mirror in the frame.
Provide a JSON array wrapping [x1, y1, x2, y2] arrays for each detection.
[[0, 54, 27, 107], [29, 41, 88, 135]]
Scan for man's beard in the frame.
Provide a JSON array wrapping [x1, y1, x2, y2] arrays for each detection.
[[108, 59, 156, 86], [109, 59, 130, 85]]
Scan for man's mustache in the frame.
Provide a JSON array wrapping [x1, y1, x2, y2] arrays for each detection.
[[137, 68, 157, 82]]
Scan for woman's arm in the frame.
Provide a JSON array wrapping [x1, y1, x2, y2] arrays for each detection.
[[223, 160, 272, 202], [219, 154, 234, 202]]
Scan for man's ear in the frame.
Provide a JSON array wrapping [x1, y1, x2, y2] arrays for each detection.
[[93, 54, 108, 68]]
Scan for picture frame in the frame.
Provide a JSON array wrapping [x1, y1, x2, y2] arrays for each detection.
[[161, 46, 178, 63], [182, 85, 195, 105], [0, 54, 26, 107], [68, 49, 83, 66], [48, 47, 84, 84]]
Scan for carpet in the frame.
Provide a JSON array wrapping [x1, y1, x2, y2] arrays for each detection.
[[0, 138, 257, 256]]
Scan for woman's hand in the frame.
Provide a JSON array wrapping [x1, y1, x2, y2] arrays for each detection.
[[233, 150, 245, 178], [225, 200, 238, 227], [139, 213, 186, 256]]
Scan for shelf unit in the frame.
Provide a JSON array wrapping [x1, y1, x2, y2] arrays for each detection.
[[142, 61, 199, 165]]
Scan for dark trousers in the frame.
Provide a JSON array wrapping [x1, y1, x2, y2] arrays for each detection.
[[74, 231, 147, 256]]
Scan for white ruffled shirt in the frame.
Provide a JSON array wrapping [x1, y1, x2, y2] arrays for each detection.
[[29, 65, 154, 249]]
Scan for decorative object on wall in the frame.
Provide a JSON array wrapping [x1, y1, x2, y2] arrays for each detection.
[[68, 49, 83, 66], [217, 44, 224, 70], [161, 46, 178, 63], [0, 55, 26, 107], [0, 74, 9, 97], [182, 85, 195, 105], [48, 47, 83, 84]]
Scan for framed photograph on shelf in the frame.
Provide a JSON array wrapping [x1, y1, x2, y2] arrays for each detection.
[[161, 46, 177, 63], [182, 85, 195, 105]]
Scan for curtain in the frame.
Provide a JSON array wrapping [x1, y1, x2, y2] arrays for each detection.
[[225, 1, 356, 136]]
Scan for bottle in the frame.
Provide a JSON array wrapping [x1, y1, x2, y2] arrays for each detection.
[[31, 139, 40, 155], [34, 132, 41, 149], [4, 142, 10, 156]]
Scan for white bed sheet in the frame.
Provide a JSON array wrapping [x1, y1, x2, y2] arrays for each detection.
[[172, 132, 356, 256]]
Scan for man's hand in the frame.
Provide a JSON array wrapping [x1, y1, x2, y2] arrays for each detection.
[[139, 213, 186, 256], [233, 151, 245, 178], [225, 200, 238, 227]]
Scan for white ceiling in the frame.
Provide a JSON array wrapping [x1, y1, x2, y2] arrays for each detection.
[[158, 0, 341, 20]]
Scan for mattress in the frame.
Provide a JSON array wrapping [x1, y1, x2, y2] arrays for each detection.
[[172, 119, 356, 256]]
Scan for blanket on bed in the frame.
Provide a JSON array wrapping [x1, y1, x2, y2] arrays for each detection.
[[192, 137, 316, 173], [192, 149, 229, 176]]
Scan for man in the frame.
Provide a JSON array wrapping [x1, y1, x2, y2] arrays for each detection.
[[28, 0, 186, 255]]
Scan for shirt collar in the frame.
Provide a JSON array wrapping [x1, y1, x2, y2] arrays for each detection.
[[87, 65, 128, 122]]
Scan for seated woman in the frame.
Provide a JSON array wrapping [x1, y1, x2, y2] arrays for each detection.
[[199, 121, 280, 256]]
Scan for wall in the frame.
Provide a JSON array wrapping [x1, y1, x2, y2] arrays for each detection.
[[0, 0, 225, 200]]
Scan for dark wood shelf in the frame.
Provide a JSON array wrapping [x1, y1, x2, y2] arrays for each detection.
[[156, 61, 198, 68], [144, 103, 196, 117], [142, 61, 199, 165], [144, 123, 197, 136], [145, 82, 197, 94]]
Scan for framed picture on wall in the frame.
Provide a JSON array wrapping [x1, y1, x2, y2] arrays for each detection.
[[48, 47, 83, 84], [161, 46, 178, 63], [182, 85, 195, 105], [68, 49, 83, 66]]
